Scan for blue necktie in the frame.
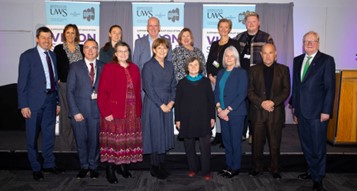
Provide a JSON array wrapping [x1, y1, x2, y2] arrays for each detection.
[[44, 51, 55, 91]]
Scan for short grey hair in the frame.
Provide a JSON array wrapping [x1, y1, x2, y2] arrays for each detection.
[[223, 46, 240, 68]]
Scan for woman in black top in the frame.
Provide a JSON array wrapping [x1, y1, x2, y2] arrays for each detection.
[[175, 57, 215, 181]]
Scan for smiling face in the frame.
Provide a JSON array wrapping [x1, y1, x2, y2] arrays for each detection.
[[109, 27, 122, 44], [188, 59, 200, 76], [83, 40, 98, 62], [147, 17, 160, 39], [218, 21, 231, 37], [36, 31, 52, 51], [64, 27, 76, 43], [245, 15, 260, 35], [181, 31, 193, 47], [224, 49, 237, 69], [303, 32, 320, 56], [115, 45, 129, 63], [153, 43, 168, 61]]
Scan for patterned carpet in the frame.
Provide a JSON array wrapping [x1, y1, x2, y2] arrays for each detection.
[[0, 170, 357, 191]]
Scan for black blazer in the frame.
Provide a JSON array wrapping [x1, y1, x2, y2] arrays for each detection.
[[54, 44, 84, 82]]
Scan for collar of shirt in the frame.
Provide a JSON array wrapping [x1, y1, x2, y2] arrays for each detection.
[[84, 58, 96, 71]]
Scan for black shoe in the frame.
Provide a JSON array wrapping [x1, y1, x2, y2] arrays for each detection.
[[117, 164, 132, 178], [222, 169, 239, 178], [76, 169, 89, 179], [211, 133, 222, 145], [217, 168, 229, 175], [90, 169, 99, 179], [272, 173, 282, 180], [150, 165, 167, 179], [106, 164, 118, 184], [159, 163, 170, 177], [313, 181, 323, 191], [43, 167, 65, 174], [297, 172, 311, 180], [33, 171, 44, 181], [249, 170, 263, 177]]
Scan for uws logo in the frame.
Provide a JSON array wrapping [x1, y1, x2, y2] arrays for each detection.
[[238, 11, 251, 24], [49, 5, 67, 17], [83, 7, 95, 21], [168, 8, 180, 22], [207, 9, 223, 19], [136, 7, 153, 18]]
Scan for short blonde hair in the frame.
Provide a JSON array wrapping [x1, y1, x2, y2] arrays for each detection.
[[244, 11, 260, 22]]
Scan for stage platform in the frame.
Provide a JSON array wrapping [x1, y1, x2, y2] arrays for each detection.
[[1, 124, 357, 173]]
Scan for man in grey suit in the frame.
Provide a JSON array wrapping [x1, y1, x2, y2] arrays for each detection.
[[292, 31, 335, 191], [67, 39, 104, 179], [133, 17, 172, 71], [247, 43, 290, 180], [17, 26, 62, 181]]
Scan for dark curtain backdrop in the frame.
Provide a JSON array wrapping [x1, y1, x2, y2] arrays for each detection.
[[99, 2, 294, 70]]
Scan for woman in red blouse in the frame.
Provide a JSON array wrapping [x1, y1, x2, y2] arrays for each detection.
[[97, 41, 142, 184]]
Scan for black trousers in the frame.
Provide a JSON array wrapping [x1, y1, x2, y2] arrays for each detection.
[[183, 134, 211, 175]]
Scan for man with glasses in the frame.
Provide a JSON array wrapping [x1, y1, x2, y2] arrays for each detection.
[[67, 39, 104, 179], [292, 31, 335, 191]]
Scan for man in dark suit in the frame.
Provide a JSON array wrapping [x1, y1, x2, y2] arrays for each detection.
[[247, 43, 290, 180], [67, 39, 104, 179], [133, 17, 172, 72], [17, 26, 62, 180], [292, 31, 335, 191]]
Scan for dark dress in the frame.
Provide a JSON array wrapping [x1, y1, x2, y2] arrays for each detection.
[[141, 57, 177, 154], [175, 77, 215, 138]]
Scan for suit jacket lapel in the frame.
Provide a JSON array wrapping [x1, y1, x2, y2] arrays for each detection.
[[303, 51, 321, 82]]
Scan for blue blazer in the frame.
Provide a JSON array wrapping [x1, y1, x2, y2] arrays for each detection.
[[66, 59, 104, 119], [17, 47, 58, 110], [214, 67, 248, 116], [292, 51, 335, 119], [133, 35, 172, 71]]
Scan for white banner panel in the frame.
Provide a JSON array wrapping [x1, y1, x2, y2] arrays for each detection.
[[132, 3, 184, 50], [202, 4, 256, 59], [46, 1, 100, 47]]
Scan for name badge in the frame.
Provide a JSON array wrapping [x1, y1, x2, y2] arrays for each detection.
[[213, 60, 220, 68], [244, 54, 251, 59], [91, 91, 97, 100]]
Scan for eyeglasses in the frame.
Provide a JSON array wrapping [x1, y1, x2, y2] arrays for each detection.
[[303, 40, 319, 44], [84, 46, 98, 50], [117, 50, 129, 54]]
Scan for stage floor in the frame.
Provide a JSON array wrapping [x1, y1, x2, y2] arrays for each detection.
[[1, 124, 356, 154]]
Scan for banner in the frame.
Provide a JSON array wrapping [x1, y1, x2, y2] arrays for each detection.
[[132, 3, 184, 50], [202, 4, 256, 59], [46, 1, 100, 48]]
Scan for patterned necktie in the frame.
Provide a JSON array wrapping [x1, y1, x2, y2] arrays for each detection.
[[301, 56, 312, 81], [89, 63, 94, 86], [44, 51, 55, 91]]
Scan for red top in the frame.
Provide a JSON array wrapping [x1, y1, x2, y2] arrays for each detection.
[[97, 62, 142, 118]]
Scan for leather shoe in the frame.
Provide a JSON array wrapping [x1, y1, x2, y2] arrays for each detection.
[[117, 164, 132, 178], [89, 169, 99, 179], [150, 165, 167, 179], [222, 169, 239, 178], [76, 169, 89, 179], [272, 173, 282, 180], [43, 167, 64, 174], [313, 181, 323, 191], [249, 170, 263, 177], [106, 164, 118, 184], [33, 171, 44, 181], [217, 168, 229, 175], [297, 172, 311, 180]]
